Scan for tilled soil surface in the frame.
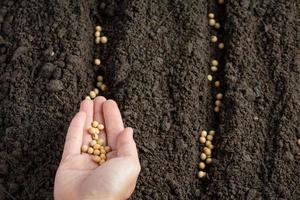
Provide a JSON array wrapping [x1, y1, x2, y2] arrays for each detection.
[[0, 0, 299, 199]]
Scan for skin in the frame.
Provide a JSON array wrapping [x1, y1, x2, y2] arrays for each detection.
[[54, 97, 141, 200]]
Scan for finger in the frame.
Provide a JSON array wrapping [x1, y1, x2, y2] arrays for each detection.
[[117, 127, 138, 158], [103, 100, 124, 149], [94, 96, 107, 144], [61, 111, 86, 161], [79, 100, 94, 145]]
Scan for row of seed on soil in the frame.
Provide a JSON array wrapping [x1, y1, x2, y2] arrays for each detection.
[[198, 0, 225, 179], [85, 26, 108, 100], [81, 121, 111, 165]]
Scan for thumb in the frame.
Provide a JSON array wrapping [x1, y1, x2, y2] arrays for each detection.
[[116, 127, 138, 159]]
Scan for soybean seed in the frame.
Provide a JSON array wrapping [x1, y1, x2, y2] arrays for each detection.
[[100, 153, 106, 160], [97, 76, 104, 82], [94, 88, 99, 95], [215, 100, 222, 107], [208, 13, 215, 19], [218, 0, 225, 4], [100, 36, 108, 44], [97, 124, 105, 131], [214, 81, 220, 87], [211, 35, 218, 43], [218, 43, 224, 49], [94, 149, 100, 156], [214, 106, 220, 113], [206, 158, 213, 164], [207, 135, 213, 141], [97, 138, 105, 145], [199, 136, 206, 144], [95, 26, 102, 32], [216, 93, 223, 100], [201, 130, 207, 137], [200, 153, 207, 160], [209, 130, 215, 136], [92, 121, 99, 128], [99, 159, 106, 165], [95, 37, 101, 44], [211, 66, 218, 72], [208, 19, 216, 26], [204, 147, 212, 156], [100, 149, 106, 154], [95, 31, 101, 37], [297, 139, 300, 145], [96, 82, 103, 88], [214, 22, 221, 29], [94, 58, 101, 66], [88, 127, 97, 135], [100, 84, 107, 91], [90, 91, 96, 99], [205, 140, 212, 147], [87, 147, 94, 154], [92, 134, 99, 140], [94, 144, 101, 150], [207, 74, 213, 81], [198, 162, 206, 169], [207, 144, 214, 149], [198, 171, 206, 178], [85, 96, 91, 100], [104, 146, 111, 153], [81, 145, 88, 153], [211, 59, 219, 66], [93, 155, 101, 163], [90, 140, 97, 147]]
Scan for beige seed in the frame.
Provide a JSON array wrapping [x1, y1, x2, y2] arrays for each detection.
[[207, 135, 213, 141], [208, 19, 216, 26], [100, 153, 106, 160], [206, 158, 213, 164], [100, 149, 106, 154], [97, 138, 105, 146], [208, 13, 215, 19], [199, 136, 206, 144], [215, 100, 222, 107], [214, 22, 221, 29], [297, 139, 300, 145], [88, 127, 96, 135], [94, 58, 101, 66], [100, 84, 107, 91], [209, 130, 215, 136], [214, 106, 220, 113], [97, 76, 103, 82], [85, 96, 91, 100], [87, 147, 94, 154], [97, 124, 105, 131], [214, 81, 221, 87], [198, 162, 206, 169], [211, 66, 218, 72], [93, 155, 101, 163], [207, 144, 214, 149], [205, 140, 212, 147], [95, 31, 101, 37], [211, 35, 218, 43], [218, 43, 224, 49], [95, 26, 102, 32], [218, 0, 225, 4], [211, 59, 219, 66], [207, 74, 213, 81], [94, 88, 99, 95], [81, 145, 88, 153], [216, 93, 223, 100], [104, 146, 111, 153], [99, 159, 106, 165], [94, 144, 101, 150], [94, 149, 101, 156], [92, 134, 99, 140], [100, 36, 108, 44], [198, 171, 206, 178], [92, 121, 99, 128], [201, 130, 207, 137], [89, 140, 97, 147], [204, 147, 212, 156], [96, 82, 103, 88], [90, 91, 96, 99], [95, 37, 101, 44], [200, 153, 207, 160]]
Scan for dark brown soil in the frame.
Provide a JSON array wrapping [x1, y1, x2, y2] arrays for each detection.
[[0, 0, 299, 199]]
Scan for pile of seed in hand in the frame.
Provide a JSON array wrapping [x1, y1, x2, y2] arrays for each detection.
[[81, 121, 111, 165], [85, 25, 108, 100]]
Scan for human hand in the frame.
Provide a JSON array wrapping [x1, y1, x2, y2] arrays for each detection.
[[54, 97, 141, 200]]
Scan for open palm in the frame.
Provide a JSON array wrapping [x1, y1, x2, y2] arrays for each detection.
[[54, 97, 140, 200]]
